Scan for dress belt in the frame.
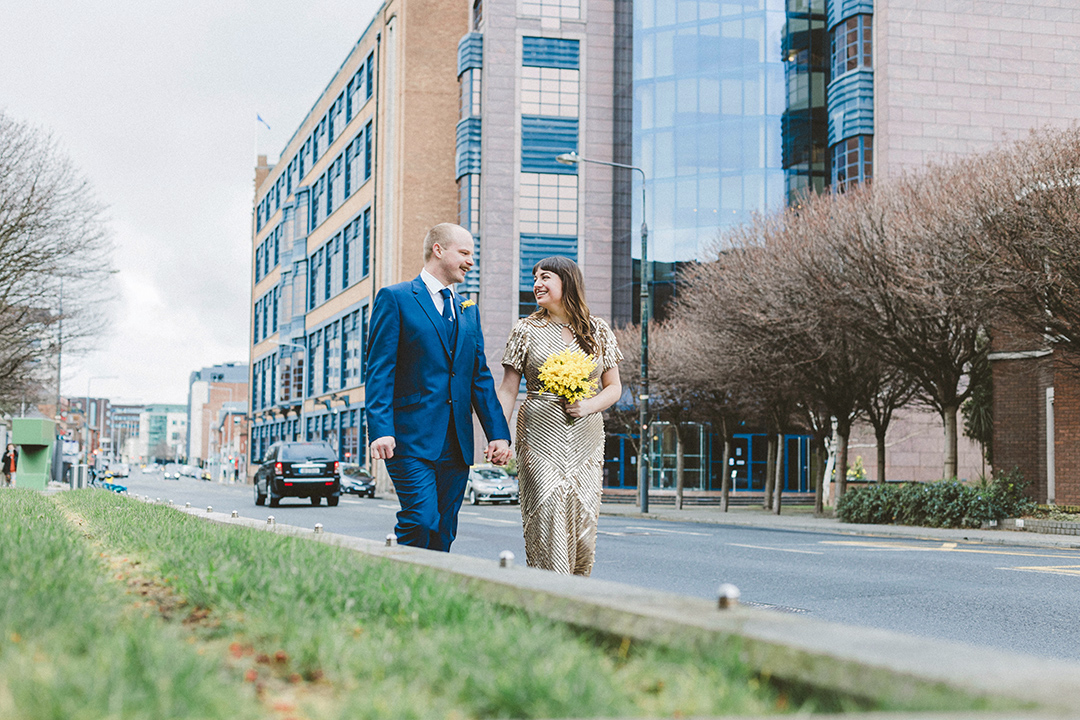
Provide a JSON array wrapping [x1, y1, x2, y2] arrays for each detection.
[[525, 390, 561, 401]]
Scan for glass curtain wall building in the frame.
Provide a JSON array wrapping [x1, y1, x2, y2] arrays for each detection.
[[625, 0, 831, 493]]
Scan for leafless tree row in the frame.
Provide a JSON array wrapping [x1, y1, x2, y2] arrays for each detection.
[[609, 125, 1080, 511], [0, 111, 114, 412]]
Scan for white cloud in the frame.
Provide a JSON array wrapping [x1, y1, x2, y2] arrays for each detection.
[[0, 0, 382, 404]]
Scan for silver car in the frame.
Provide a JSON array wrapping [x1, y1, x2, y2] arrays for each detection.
[[465, 465, 519, 505]]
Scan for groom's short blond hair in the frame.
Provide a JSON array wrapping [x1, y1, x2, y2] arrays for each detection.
[[423, 223, 467, 261]]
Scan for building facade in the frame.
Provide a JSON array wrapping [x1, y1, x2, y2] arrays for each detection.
[[248, 0, 468, 471], [187, 362, 248, 466], [138, 405, 187, 463], [248, 0, 634, 474]]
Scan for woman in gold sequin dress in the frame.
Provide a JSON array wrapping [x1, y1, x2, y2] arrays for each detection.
[[497, 256, 622, 575]]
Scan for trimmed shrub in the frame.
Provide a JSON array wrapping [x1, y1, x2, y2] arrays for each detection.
[[835, 470, 1033, 529]]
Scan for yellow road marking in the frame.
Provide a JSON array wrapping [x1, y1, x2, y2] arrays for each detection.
[[1000, 565, 1080, 577], [820, 540, 1080, 560]]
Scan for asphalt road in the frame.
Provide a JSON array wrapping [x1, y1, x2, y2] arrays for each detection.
[[116, 469, 1080, 662]]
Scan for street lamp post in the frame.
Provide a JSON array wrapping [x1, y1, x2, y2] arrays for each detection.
[[556, 151, 650, 513]]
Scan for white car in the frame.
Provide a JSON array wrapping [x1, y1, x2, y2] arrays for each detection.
[[465, 465, 519, 505]]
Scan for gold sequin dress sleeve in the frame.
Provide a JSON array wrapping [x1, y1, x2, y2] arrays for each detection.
[[501, 316, 622, 576]]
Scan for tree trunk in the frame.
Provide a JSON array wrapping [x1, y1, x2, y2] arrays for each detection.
[[876, 426, 887, 483], [720, 433, 732, 513], [763, 433, 777, 509], [773, 433, 784, 515], [835, 420, 851, 503], [812, 435, 825, 516], [674, 424, 684, 510], [943, 402, 959, 479]]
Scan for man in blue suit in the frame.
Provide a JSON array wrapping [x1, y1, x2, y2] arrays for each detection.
[[366, 223, 512, 551]]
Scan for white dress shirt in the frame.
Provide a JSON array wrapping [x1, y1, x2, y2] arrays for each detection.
[[420, 268, 455, 320]]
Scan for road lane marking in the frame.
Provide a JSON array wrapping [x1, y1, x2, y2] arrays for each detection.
[[623, 526, 711, 537], [466, 517, 519, 526], [820, 540, 1080, 560], [999, 565, 1080, 577], [378, 504, 399, 510], [727, 543, 824, 555]]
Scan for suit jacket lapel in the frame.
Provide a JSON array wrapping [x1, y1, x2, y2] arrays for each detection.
[[411, 277, 451, 357]]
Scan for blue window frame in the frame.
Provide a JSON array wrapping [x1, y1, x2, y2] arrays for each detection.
[[364, 121, 373, 179], [522, 37, 579, 69], [362, 207, 371, 277], [520, 116, 578, 173], [366, 51, 374, 99]]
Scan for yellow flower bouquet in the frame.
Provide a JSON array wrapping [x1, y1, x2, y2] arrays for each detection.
[[538, 348, 598, 417]]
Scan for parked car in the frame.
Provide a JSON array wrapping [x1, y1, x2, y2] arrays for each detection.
[[465, 465, 518, 505], [162, 463, 182, 480], [340, 464, 376, 498], [141, 464, 157, 474], [109, 462, 130, 478], [253, 441, 341, 507], [180, 464, 199, 479]]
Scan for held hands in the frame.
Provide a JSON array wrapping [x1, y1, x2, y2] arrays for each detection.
[[485, 439, 512, 466], [370, 436, 396, 460]]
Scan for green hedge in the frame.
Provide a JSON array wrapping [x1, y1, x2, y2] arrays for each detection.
[[835, 471, 1034, 528]]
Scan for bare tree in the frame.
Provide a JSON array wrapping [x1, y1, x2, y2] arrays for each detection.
[[0, 111, 114, 411]]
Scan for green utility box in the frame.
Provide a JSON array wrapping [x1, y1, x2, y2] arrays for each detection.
[[11, 418, 56, 491]]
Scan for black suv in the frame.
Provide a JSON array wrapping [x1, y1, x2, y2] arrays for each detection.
[[254, 441, 341, 507]]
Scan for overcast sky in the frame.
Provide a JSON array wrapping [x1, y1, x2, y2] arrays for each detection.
[[0, 0, 382, 405]]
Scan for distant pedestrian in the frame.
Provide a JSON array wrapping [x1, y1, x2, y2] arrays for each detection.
[[2, 444, 18, 487]]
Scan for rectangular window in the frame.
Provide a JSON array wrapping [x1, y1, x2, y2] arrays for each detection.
[[308, 250, 322, 310], [272, 287, 279, 333], [330, 156, 343, 214], [262, 294, 269, 340], [269, 356, 277, 407], [365, 52, 374, 99], [325, 322, 340, 393], [252, 362, 260, 411], [459, 68, 482, 119], [521, 0, 579, 19], [324, 239, 334, 303], [253, 300, 261, 343], [519, 172, 578, 235], [520, 66, 579, 118], [364, 121, 373, 179], [255, 247, 263, 283], [360, 304, 370, 384], [522, 36, 580, 69], [520, 116, 578, 173], [343, 223, 353, 288], [362, 207, 371, 277], [273, 226, 280, 266], [831, 14, 872, 78], [309, 329, 324, 398], [344, 141, 353, 197]]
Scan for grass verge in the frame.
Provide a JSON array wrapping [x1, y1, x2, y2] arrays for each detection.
[[0, 489, 261, 719], [54, 489, 794, 718]]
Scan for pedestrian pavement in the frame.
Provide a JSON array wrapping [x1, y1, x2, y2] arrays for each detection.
[[599, 502, 1080, 550]]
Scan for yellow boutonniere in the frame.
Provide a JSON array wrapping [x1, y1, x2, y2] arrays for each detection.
[[461, 299, 476, 309]]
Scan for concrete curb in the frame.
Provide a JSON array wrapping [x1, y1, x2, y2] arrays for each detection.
[[172, 503, 1080, 716]]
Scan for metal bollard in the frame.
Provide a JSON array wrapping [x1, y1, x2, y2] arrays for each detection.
[[499, 550, 515, 568], [385, 533, 396, 547], [267, 516, 275, 526], [314, 523, 323, 534], [231, 510, 238, 518], [718, 583, 741, 610], [185, 502, 191, 508], [206, 506, 213, 514]]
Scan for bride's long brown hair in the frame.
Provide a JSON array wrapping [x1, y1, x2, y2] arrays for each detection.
[[530, 255, 597, 356]]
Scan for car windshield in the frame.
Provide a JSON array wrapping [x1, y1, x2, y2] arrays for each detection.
[[280, 443, 336, 462], [341, 465, 370, 478], [474, 468, 509, 480], [164, 464, 180, 472]]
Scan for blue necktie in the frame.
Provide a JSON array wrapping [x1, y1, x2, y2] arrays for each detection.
[[440, 288, 457, 349]]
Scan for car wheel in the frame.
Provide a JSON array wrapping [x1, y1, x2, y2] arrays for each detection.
[[310, 495, 321, 506], [327, 495, 339, 507], [367, 490, 375, 498], [254, 481, 266, 506], [470, 490, 479, 505]]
